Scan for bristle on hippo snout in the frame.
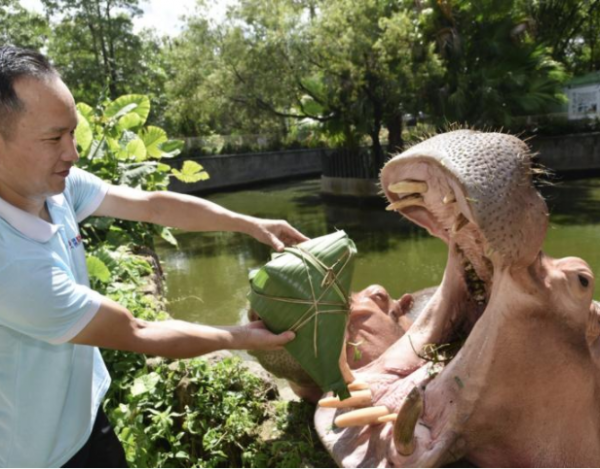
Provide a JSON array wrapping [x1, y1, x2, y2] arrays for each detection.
[[380, 130, 548, 269]]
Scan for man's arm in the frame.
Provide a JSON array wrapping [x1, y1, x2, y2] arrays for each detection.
[[70, 296, 294, 358], [92, 185, 308, 251]]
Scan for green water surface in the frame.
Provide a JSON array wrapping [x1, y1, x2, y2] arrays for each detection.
[[155, 177, 600, 326]]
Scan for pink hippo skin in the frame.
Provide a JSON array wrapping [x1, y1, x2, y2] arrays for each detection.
[[315, 130, 600, 467]]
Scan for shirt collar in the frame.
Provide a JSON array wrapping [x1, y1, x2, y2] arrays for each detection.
[[0, 194, 65, 243]]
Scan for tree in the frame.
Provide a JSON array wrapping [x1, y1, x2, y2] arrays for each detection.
[[425, 0, 568, 126], [522, 0, 600, 74], [41, 0, 169, 125], [166, 0, 444, 172], [0, 0, 49, 50]]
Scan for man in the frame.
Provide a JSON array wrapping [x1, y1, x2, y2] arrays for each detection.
[[0, 46, 307, 468]]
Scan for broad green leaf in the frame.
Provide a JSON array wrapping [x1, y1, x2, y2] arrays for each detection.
[[159, 139, 184, 159], [86, 255, 111, 283], [75, 112, 93, 155], [131, 372, 160, 396], [160, 227, 178, 247], [105, 95, 151, 126], [106, 137, 121, 153], [140, 126, 168, 158], [117, 112, 144, 131], [76, 102, 94, 122], [119, 163, 157, 187], [171, 161, 210, 183], [126, 138, 147, 162]]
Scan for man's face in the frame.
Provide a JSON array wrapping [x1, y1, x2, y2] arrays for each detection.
[[0, 76, 79, 206]]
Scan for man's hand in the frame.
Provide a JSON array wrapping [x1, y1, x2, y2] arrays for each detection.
[[247, 218, 309, 252], [71, 297, 296, 358], [229, 320, 296, 351]]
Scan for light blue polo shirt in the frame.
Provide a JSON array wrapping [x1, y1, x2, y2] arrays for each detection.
[[0, 167, 111, 468]]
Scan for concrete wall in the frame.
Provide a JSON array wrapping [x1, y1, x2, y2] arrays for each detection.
[[531, 132, 600, 172], [167, 133, 600, 195], [167, 148, 330, 194]]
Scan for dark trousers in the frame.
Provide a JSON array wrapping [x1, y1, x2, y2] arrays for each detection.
[[62, 407, 128, 468]]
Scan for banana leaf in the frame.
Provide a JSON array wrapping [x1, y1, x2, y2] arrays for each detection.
[[249, 231, 357, 399]]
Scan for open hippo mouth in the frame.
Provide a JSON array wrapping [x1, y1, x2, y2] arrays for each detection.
[[314, 130, 568, 467]]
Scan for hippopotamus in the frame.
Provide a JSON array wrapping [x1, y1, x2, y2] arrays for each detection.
[[313, 130, 600, 467]]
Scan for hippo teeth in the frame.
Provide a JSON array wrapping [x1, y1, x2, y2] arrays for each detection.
[[334, 405, 390, 428], [388, 180, 428, 194], [443, 192, 456, 204], [393, 386, 424, 456], [347, 380, 370, 391], [318, 389, 373, 408], [386, 195, 425, 212]]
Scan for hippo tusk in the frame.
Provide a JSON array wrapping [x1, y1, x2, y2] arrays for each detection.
[[334, 405, 390, 428], [452, 213, 469, 234], [377, 413, 398, 424], [393, 386, 424, 456], [386, 195, 425, 212], [348, 380, 370, 391], [443, 192, 456, 204], [318, 389, 373, 408], [388, 180, 428, 195]]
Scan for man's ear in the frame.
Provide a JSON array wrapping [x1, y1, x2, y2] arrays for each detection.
[[586, 301, 600, 366]]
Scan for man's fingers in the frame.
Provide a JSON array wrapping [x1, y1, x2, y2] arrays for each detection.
[[286, 225, 309, 243], [269, 233, 285, 252]]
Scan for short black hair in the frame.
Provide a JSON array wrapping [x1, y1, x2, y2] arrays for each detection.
[[0, 46, 58, 139]]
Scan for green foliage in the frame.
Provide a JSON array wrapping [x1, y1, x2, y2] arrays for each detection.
[[171, 161, 210, 184], [425, 0, 569, 127], [166, 0, 443, 171], [88, 244, 332, 468], [0, 0, 50, 49], [41, 0, 170, 122], [75, 93, 208, 249], [106, 355, 334, 468]]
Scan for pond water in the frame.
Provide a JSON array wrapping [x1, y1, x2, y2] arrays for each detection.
[[155, 177, 600, 326]]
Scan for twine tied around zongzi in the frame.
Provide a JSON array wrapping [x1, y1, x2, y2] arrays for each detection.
[[251, 244, 353, 357]]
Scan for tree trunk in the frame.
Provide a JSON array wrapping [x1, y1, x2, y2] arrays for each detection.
[[387, 113, 404, 155], [370, 124, 384, 178]]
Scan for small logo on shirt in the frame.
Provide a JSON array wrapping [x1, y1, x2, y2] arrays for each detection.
[[68, 234, 83, 249]]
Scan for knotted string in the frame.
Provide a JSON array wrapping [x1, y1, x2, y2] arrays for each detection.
[[250, 244, 353, 357]]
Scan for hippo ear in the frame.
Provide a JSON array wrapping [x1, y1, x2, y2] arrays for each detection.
[[586, 301, 600, 366]]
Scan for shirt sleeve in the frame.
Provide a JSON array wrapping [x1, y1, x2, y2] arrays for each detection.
[[0, 258, 103, 344], [66, 167, 110, 222]]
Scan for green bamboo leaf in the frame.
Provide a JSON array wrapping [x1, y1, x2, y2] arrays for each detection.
[[249, 231, 356, 399], [86, 255, 111, 283], [171, 161, 210, 183]]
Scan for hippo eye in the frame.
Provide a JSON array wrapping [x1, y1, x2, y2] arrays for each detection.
[[578, 275, 589, 288]]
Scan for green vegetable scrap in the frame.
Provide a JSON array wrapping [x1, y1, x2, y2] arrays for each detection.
[[249, 231, 357, 400]]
